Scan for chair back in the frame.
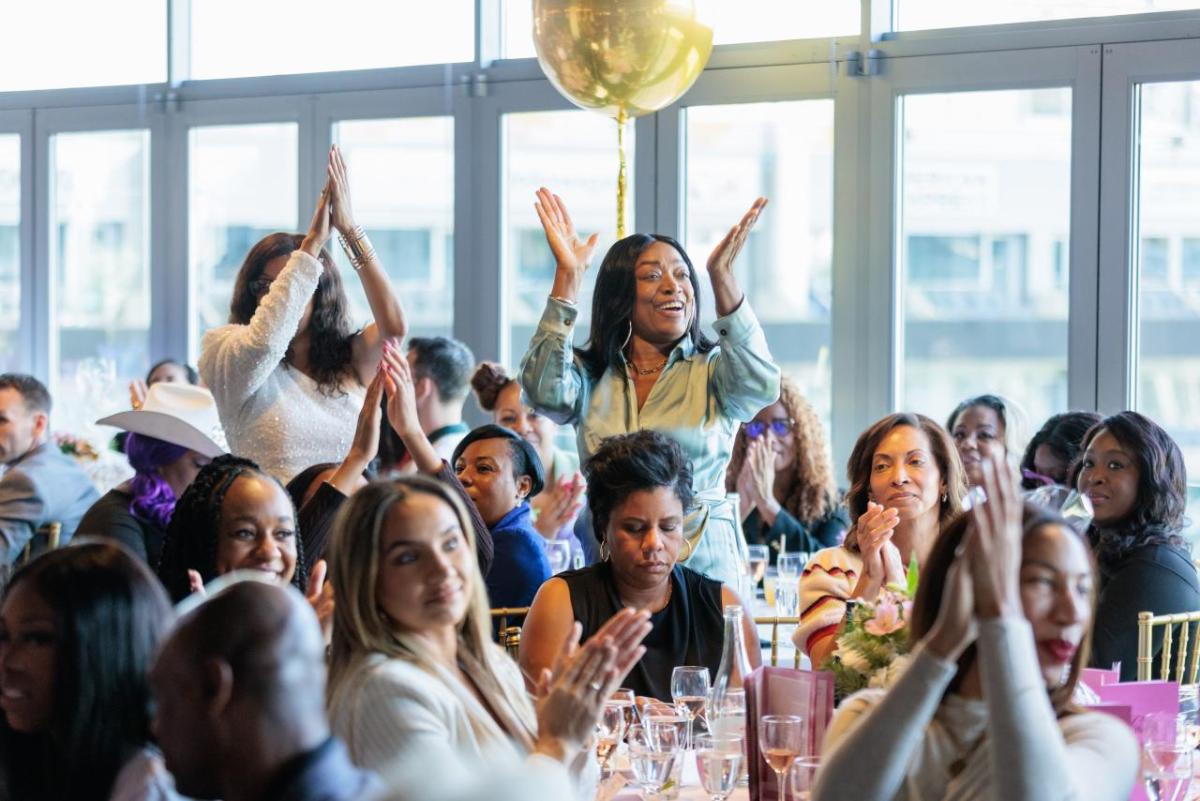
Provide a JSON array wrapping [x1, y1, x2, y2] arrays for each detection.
[[1137, 609, 1200, 682], [754, 616, 801, 668], [490, 607, 530, 659], [18, 522, 62, 567]]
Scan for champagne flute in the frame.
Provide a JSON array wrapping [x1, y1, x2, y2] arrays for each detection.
[[695, 734, 744, 801], [671, 666, 711, 750], [759, 715, 804, 801], [596, 700, 628, 778]]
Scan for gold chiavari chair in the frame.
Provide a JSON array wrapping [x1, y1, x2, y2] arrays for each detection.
[[490, 607, 530, 659], [1137, 609, 1200, 682], [754, 616, 801, 668], [18, 522, 62, 567]]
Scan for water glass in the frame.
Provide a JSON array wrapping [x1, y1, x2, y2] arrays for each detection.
[[695, 734, 744, 801], [610, 688, 639, 733], [776, 579, 800, 618], [629, 724, 680, 801], [671, 666, 711, 749], [596, 700, 628, 776], [777, 553, 803, 581], [747, 545, 769, 588], [1143, 712, 1194, 801], [788, 756, 821, 801], [545, 540, 571, 574]]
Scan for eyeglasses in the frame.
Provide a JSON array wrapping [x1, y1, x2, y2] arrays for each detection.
[[745, 418, 793, 439], [249, 277, 275, 297]]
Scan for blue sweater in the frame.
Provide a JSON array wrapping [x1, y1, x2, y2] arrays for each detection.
[[484, 502, 552, 609]]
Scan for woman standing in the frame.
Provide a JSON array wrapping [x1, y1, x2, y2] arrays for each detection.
[[520, 188, 780, 591], [200, 146, 407, 483], [726, 376, 848, 561]]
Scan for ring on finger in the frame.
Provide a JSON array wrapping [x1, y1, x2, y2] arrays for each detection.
[[589, 680, 603, 692]]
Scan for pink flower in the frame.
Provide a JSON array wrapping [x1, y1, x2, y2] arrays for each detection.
[[864, 595, 906, 636]]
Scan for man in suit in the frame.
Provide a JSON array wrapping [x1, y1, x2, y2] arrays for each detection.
[[0, 373, 98, 569], [149, 580, 381, 801]]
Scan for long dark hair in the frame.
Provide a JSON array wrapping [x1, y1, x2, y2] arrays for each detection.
[[1070, 411, 1188, 561], [0, 542, 172, 801], [156, 454, 308, 603], [575, 234, 715, 381], [842, 412, 967, 551], [229, 232, 356, 397], [909, 503, 1094, 716]]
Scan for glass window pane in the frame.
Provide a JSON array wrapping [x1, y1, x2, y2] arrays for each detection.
[[192, 0, 473, 79], [190, 124, 298, 347], [1135, 80, 1200, 535], [333, 117, 455, 338], [505, 0, 857, 58], [505, 111, 633, 367], [51, 130, 151, 405], [899, 0, 1199, 31], [899, 88, 1072, 428], [1, 3, 164, 91], [686, 101, 834, 426], [0, 135, 18, 371]]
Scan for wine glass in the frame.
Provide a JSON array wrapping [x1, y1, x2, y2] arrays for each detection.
[[746, 545, 769, 590], [1143, 713, 1194, 801], [595, 700, 628, 778], [610, 687, 639, 733], [695, 734, 744, 801], [788, 755, 821, 801], [629, 724, 678, 801], [759, 715, 804, 801], [671, 666, 711, 749], [545, 540, 571, 573]]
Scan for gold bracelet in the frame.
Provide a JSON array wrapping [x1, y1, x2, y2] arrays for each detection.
[[338, 226, 376, 271]]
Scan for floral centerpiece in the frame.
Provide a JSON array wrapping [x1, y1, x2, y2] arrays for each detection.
[[822, 555, 920, 700], [55, 432, 100, 461]]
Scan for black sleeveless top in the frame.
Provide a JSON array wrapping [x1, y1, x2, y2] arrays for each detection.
[[560, 561, 725, 701]]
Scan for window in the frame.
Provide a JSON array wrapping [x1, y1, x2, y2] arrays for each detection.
[[899, 88, 1072, 427], [504, 110, 633, 367], [504, 0, 857, 59], [189, 123, 298, 347], [898, 0, 1200, 31], [50, 130, 151, 404], [1136, 80, 1200, 528], [191, 0, 473, 80], [0, 2, 164, 91], [332, 117, 455, 338], [0, 135, 17, 372], [685, 100, 835, 424]]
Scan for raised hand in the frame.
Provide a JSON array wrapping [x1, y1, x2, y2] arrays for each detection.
[[129, 379, 148, 410], [966, 456, 1024, 620], [380, 340, 420, 440], [349, 369, 384, 464], [306, 558, 335, 638], [746, 437, 777, 511], [535, 187, 599, 301], [853, 502, 902, 601], [533, 472, 585, 539], [736, 458, 759, 519], [186, 569, 206, 597], [706, 197, 768, 280], [327, 145, 357, 235], [300, 179, 334, 259]]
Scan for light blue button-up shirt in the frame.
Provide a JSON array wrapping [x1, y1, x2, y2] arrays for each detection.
[[519, 297, 781, 587]]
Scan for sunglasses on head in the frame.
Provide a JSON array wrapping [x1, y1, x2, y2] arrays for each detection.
[[745, 419, 793, 439]]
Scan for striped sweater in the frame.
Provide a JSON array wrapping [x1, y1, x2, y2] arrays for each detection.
[[792, 546, 862, 659]]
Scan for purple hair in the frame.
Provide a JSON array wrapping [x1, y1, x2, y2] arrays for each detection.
[[124, 432, 189, 530]]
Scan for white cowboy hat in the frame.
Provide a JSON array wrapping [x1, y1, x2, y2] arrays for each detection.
[[97, 383, 227, 458]]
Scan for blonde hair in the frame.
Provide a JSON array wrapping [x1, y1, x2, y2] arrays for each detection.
[[725, 377, 836, 523], [326, 476, 537, 750]]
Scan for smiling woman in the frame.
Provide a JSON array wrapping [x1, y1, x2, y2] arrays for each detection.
[[1070, 411, 1200, 681]]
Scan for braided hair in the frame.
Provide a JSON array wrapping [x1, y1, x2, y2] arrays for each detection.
[[157, 454, 307, 603]]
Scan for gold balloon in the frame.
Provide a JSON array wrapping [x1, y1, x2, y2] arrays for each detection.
[[533, 0, 714, 237], [532, 0, 714, 120]]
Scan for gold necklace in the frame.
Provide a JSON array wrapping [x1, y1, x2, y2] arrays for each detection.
[[628, 355, 667, 376]]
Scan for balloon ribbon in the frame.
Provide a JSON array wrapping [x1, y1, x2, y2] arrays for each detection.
[[617, 106, 628, 240]]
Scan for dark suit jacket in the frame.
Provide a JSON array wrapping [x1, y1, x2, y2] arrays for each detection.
[[0, 442, 99, 566]]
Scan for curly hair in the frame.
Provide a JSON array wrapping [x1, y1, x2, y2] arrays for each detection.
[[156, 454, 307, 603], [124, 432, 189, 531], [725, 378, 835, 524], [1069, 411, 1189, 562], [843, 412, 967, 551], [228, 232, 356, 398], [470, 362, 515, 413], [585, 430, 696, 546], [575, 234, 715, 381]]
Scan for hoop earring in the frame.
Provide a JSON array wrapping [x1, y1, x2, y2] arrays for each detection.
[[941, 492, 948, 504], [599, 540, 611, 561], [621, 320, 633, 351], [678, 538, 694, 562]]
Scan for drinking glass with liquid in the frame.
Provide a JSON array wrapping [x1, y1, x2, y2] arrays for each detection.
[[696, 734, 744, 801], [671, 666, 711, 750]]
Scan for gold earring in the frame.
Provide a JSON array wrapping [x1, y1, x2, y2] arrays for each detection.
[[679, 538, 694, 562]]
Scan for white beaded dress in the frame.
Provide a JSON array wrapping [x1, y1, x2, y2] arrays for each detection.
[[199, 251, 365, 483]]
